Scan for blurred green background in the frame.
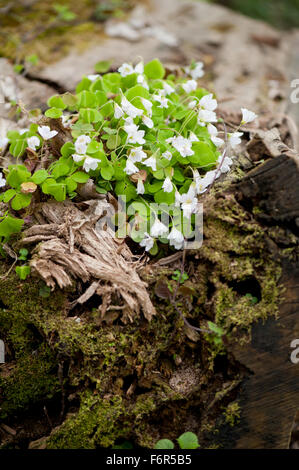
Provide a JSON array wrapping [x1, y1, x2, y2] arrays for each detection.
[[210, 0, 299, 29]]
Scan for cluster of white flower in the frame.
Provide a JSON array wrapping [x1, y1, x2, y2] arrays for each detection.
[[72, 134, 100, 172], [118, 61, 149, 89]]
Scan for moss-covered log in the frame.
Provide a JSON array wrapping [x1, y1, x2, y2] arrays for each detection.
[[0, 150, 298, 449]]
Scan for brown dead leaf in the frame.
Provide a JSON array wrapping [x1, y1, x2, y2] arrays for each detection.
[[129, 170, 147, 183], [21, 182, 37, 194]]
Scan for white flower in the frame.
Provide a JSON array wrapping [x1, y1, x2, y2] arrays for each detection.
[[208, 124, 224, 147], [72, 153, 85, 163], [153, 92, 169, 108], [218, 156, 233, 173], [190, 62, 204, 80], [121, 96, 143, 118], [189, 132, 199, 142], [137, 179, 145, 195], [61, 115, 71, 128], [124, 123, 145, 145], [197, 109, 217, 125], [163, 82, 175, 95], [141, 115, 154, 128], [83, 157, 99, 172], [167, 226, 184, 249], [19, 128, 29, 135], [27, 136, 40, 151], [37, 126, 58, 140], [182, 79, 197, 93], [180, 185, 197, 218], [114, 102, 124, 119], [195, 170, 215, 194], [188, 100, 197, 109], [125, 159, 139, 175], [162, 151, 172, 160], [0, 137, 9, 151], [0, 172, 6, 188], [229, 132, 243, 148], [167, 136, 194, 158], [140, 232, 154, 252], [150, 218, 168, 238], [241, 108, 258, 124], [129, 147, 147, 162], [137, 74, 149, 90], [134, 61, 144, 74], [143, 156, 156, 171], [140, 98, 153, 116], [87, 74, 100, 81], [75, 134, 91, 154], [162, 177, 173, 193], [118, 63, 134, 77], [175, 191, 182, 207], [199, 94, 217, 111]]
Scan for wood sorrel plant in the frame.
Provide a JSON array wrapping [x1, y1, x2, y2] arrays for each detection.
[[0, 59, 257, 254]]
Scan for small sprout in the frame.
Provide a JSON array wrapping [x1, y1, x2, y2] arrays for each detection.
[[154, 439, 175, 449], [94, 60, 112, 73], [15, 265, 30, 280], [207, 321, 225, 345], [13, 64, 24, 74], [53, 4, 77, 22], [18, 248, 28, 261], [39, 284, 51, 298], [172, 269, 189, 284], [245, 293, 259, 305], [177, 432, 200, 449]]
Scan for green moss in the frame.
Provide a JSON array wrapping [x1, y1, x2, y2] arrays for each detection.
[[223, 402, 241, 427], [0, 345, 59, 419], [0, 0, 135, 65], [0, 187, 289, 448]]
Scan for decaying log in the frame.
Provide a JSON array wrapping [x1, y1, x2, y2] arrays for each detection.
[[22, 199, 156, 322], [221, 153, 299, 449]]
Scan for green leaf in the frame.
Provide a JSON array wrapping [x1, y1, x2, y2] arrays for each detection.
[[71, 171, 89, 183], [94, 60, 111, 73], [31, 169, 49, 185], [80, 108, 102, 123], [144, 59, 165, 79], [15, 265, 31, 280], [177, 432, 199, 450], [188, 142, 217, 168], [39, 284, 51, 298], [71, 121, 94, 138], [7, 166, 31, 188], [207, 321, 224, 336], [2, 189, 16, 203], [154, 189, 175, 205], [154, 439, 175, 450], [61, 142, 75, 158], [14, 64, 24, 74], [18, 248, 28, 261], [0, 215, 24, 240], [45, 107, 63, 119], [11, 193, 32, 210], [77, 90, 97, 108], [125, 85, 149, 102], [61, 92, 78, 107], [46, 183, 66, 202], [100, 165, 114, 180], [51, 162, 71, 179], [9, 139, 27, 158], [106, 134, 121, 150], [65, 177, 77, 192], [47, 95, 66, 109]]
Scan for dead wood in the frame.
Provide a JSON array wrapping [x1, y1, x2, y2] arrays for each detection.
[[22, 199, 156, 322]]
